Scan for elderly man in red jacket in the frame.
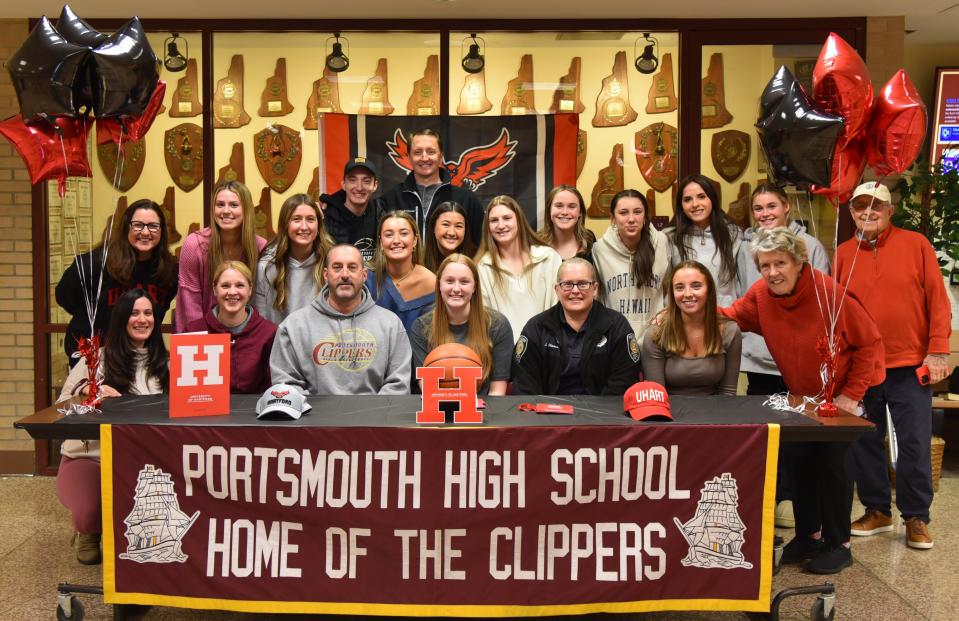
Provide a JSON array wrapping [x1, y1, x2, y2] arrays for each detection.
[[835, 181, 952, 550]]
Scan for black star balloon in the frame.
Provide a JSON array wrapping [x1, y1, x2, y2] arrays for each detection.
[[759, 65, 796, 121], [56, 5, 108, 47], [90, 16, 159, 118]]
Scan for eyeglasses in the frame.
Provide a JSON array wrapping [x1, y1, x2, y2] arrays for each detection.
[[130, 221, 162, 233], [850, 200, 891, 213], [556, 280, 595, 292]]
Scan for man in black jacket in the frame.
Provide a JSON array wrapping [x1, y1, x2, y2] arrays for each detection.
[[512, 258, 641, 395], [319, 157, 384, 264], [379, 129, 486, 245]]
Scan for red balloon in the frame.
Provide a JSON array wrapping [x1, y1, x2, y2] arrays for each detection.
[[0, 115, 92, 195], [865, 70, 927, 177], [96, 80, 166, 145], [813, 33, 874, 149], [811, 138, 866, 206]]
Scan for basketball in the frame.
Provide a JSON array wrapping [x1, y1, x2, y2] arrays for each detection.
[[423, 343, 483, 389]]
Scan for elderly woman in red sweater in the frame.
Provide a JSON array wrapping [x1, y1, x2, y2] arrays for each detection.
[[723, 226, 884, 575]]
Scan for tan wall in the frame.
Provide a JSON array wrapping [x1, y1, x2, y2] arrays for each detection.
[[904, 42, 959, 111]]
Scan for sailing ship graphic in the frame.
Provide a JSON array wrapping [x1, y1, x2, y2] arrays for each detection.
[[118, 464, 200, 564], [673, 472, 753, 570]]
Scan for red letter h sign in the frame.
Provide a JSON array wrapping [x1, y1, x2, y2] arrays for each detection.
[[415, 366, 483, 424]]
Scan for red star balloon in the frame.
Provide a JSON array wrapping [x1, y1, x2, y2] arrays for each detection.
[[811, 138, 867, 206], [0, 115, 92, 195], [865, 70, 927, 177], [96, 81, 166, 144], [813, 33, 874, 150]]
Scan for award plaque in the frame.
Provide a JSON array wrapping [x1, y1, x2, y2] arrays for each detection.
[[592, 51, 637, 127], [307, 166, 319, 202], [170, 58, 201, 118], [587, 144, 624, 219], [97, 137, 146, 192], [164, 122, 203, 192], [258, 58, 294, 117], [253, 124, 302, 193], [457, 70, 492, 115], [303, 67, 341, 129], [501, 54, 536, 115], [110, 196, 127, 241], [701, 53, 733, 129], [407, 55, 439, 116], [550, 57, 584, 114], [645, 189, 657, 220], [254, 186, 276, 239], [576, 129, 587, 180], [646, 52, 677, 114], [359, 59, 394, 116], [711, 129, 750, 183], [216, 142, 245, 185], [634, 122, 678, 192], [157, 186, 182, 244], [727, 182, 751, 230], [213, 55, 251, 128]]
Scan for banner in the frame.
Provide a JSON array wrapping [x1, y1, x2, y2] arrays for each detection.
[[102, 423, 778, 615], [319, 113, 579, 228]]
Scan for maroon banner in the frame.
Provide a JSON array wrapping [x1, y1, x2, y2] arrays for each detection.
[[102, 423, 778, 615]]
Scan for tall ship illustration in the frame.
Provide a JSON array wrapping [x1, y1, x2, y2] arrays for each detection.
[[119, 464, 200, 564], [673, 473, 753, 569]]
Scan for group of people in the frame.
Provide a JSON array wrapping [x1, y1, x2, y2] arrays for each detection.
[[54, 127, 950, 579]]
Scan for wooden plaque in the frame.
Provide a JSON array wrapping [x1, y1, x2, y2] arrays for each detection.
[[407, 55, 439, 116], [254, 186, 276, 239], [457, 71, 492, 115], [164, 122, 203, 192], [110, 196, 128, 241], [216, 142, 244, 185], [157, 186, 181, 244], [176, 223, 200, 259], [170, 58, 201, 118], [307, 166, 320, 202], [727, 182, 751, 230], [213, 55, 251, 128], [253, 124, 302, 193], [645, 189, 657, 220], [97, 137, 146, 192], [592, 51, 637, 127], [704, 175, 723, 210], [646, 52, 677, 114], [634, 122, 678, 192], [359, 59, 394, 116], [587, 144, 624, 218], [701, 53, 733, 129], [576, 129, 588, 180], [550, 57, 584, 114], [303, 67, 342, 129], [711, 129, 750, 183], [501, 55, 536, 115], [258, 58, 294, 117]]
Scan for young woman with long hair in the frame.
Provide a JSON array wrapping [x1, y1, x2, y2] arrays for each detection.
[[422, 201, 476, 273], [366, 210, 436, 331], [255, 194, 334, 324], [55, 289, 169, 565], [537, 185, 595, 260], [174, 180, 266, 331], [475, 195, 562, 341], [409, 254, 513, 395], [642, 260, 741, 395]]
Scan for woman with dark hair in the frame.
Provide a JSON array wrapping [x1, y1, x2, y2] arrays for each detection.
[[55, 199, 177, 361], [255, 194, 334, 324], [538, 185, 595, 260], [668, 174, 742, 306], [188, 261, 276, 393], [366, 210, 436, 331], [422, 201, 476, 273], [642, 260, 741, 395], [174, 180, 267, 331], [410, 254, 513, 395], [592, 189, 670, 335], [55, 289, 169, 565]]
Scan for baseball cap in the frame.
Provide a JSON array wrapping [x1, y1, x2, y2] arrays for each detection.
[[623, 381, 672, 422], [256, 384, 312, 420], [851, 181, 891, 204], [344, 156, 377, 178]]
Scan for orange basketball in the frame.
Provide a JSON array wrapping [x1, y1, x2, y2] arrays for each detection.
[[423, 343, 483, 389]]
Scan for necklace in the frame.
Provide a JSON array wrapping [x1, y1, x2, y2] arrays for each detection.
[[392, 266, 415, 285]]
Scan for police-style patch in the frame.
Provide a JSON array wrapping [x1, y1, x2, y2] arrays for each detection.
[[514, 336, 528, 363], [627, 332, 641, 363]]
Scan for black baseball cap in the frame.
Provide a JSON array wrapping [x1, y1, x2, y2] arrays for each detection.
[[344, 156, 377, 178]]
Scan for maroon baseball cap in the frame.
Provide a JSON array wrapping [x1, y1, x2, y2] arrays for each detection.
[[623, 381, 672, 421]]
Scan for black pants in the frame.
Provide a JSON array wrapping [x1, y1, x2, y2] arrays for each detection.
[[747, 372, 793, 502], [781, 440, 852, 546]]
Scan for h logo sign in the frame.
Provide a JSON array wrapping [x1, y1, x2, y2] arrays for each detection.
[[176, 345, 225, 386], [415, 366, 483, 424], [169, 333, 231, 417]]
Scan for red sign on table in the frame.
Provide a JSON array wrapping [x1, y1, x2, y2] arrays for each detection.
[[169, 333, 230, 417]]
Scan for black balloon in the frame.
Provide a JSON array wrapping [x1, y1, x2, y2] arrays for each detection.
[[90, 17, 159, 118], [5, 16, 91, 119], [755, 81, 844, 188], [759, 65, 796, 120], [57, 5, 108, 47]]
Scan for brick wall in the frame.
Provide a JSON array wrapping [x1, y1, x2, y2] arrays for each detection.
[[0, 18, 36, 473]]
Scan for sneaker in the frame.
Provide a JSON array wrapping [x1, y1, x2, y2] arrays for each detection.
[[904, 517, 934, 550], [806, 545, 853, 575], [850, 509, 894, 536], [775, 500, 795, 528], [76, 532, 102, 565], [780, 536, 823, 564]]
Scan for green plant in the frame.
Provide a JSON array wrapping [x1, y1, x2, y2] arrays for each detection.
[[892, 157, 959, 277]]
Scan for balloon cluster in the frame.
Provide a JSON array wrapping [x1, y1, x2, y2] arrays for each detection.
[[756, 33, 927, 205], [0, 6, 164, 194]]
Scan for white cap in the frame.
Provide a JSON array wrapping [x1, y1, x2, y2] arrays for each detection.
[[851, 181, 891, 204], [256, 384, 312, 420]]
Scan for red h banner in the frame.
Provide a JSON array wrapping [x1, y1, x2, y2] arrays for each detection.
[[169, 333, 231, 417]]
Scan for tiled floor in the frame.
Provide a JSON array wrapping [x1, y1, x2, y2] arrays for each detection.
[[2, 454, 957, 621]]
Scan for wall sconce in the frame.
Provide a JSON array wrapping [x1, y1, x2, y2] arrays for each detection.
[[461, 33, 485, 74], [163, 32, 188, 72], [325, 32, 350, 73], [634, 33, 659, 74]]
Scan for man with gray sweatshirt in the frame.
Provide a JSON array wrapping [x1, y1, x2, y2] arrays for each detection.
[[270, 244, 412, 395]]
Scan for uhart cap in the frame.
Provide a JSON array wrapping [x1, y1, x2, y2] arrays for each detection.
[[344, 156, 377, 178], [851, 181, 891, 204], [256, 384, 312, 420], [623, 381, 672, 422]]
